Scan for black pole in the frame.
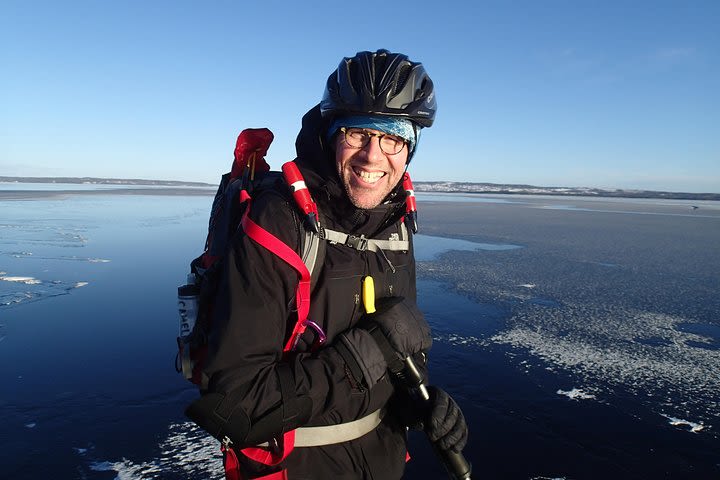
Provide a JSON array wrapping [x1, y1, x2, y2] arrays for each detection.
[[401, 357, 472, 480]]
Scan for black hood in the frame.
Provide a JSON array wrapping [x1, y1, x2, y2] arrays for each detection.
[[293, 104, 338, 194], [293, 104, 406, 235]]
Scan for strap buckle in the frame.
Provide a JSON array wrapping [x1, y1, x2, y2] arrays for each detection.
[[345, 234, 368, 251]]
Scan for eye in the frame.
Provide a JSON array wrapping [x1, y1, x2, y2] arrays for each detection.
[[381, 135, 403, 148], [347, 128, 368, 141]]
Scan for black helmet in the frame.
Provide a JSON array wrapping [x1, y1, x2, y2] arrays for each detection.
[[320, 49, 436, 128]]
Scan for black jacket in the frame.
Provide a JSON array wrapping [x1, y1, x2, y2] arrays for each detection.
[[203, 105, 420, 479]]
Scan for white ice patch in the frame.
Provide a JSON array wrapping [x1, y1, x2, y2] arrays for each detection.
[[433, 332, 489, 349], [2, 252, 111, 263], [82, 422, 223, 479], [25, 422, 36, 428], [0, 275, 41, 285], [492, 308, 720, 431], [557, 388, 596, 401], [661, 414, 706, 433], [9, 251, 33, 258], [0, 275, 89, 309], [518, 284, 536, 288]]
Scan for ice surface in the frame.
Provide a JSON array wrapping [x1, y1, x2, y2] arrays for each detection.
[[661, 414, 706, 433], [416, 195, 720, 448], [537, 203, 720, 218], [556, 388, 597, 401], [2, 189, 718, 478], [0, 275, 42, 285], [0, 276, 88, 307], [81, 422, 222, 479], [492, 308, 720, 427], [414, 234, 522, 261]]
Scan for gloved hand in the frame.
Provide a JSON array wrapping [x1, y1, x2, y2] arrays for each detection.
[[334, 297, 431, 390], [425, 386, 468, 453], [363, 297, 432, 374]]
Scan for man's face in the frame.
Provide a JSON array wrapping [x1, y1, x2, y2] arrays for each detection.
[[335, 128, 409, 209]]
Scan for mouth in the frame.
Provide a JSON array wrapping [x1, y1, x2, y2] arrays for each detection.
[[352, 167, 386, 185]]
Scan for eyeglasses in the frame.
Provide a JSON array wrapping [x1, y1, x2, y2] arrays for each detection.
[[340, 127, 406, 155]]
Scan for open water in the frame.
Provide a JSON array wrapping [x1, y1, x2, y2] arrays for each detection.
[[1, 185, 718, 479]]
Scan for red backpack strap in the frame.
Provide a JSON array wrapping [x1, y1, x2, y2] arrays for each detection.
[[235, 185, 314, 474], [240, 199, 310, 352], [239, 430, 296, 467], [223, 435, 292, 479], [222, 442, 242, 480]]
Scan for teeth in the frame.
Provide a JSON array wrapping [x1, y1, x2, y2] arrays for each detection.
[[355, 169, 385, 184]]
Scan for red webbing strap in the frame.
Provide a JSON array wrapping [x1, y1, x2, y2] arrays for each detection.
[[240, 430, 296, 468], [240, 200, 311, 352], [237, 198, 308, 471], [223, 441, 290, 480], [222, 444, 242, 480]]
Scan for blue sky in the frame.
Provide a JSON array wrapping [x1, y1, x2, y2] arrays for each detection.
[[2, 0, 719, 192]]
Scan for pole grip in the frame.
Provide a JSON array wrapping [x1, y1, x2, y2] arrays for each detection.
[[436, 447, 472, 480], [402, 356, 472, 480]]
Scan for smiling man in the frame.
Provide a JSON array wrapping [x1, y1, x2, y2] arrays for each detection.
[[188, 50, 468, 480]]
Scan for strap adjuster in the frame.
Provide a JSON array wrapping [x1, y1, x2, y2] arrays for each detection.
[[345, 234, 368, 251]]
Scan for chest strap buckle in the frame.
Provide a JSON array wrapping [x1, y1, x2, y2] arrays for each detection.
[[345, 234, 368, 251]]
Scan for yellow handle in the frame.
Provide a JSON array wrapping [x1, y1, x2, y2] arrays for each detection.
[[362, 276, 376, 314]]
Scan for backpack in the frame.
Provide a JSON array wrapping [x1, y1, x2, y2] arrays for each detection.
[[176, 128, 325, 390]]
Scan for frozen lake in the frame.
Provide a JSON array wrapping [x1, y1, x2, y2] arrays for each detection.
[[1, 185, 719, 479]]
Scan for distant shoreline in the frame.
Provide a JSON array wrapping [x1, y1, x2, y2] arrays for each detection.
[[413, 182, 720, 201], [0, 187, 215, 200], [0, 176, 213, 188], [1, 176, 718, 201]]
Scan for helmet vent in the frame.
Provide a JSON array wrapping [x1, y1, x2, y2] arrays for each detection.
[[321, 50, 435, 127], [393, 64, 412, 96]]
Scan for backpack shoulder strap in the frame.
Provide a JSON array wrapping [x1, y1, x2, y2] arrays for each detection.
[[300, 228, 325, 292], [240, 198, 312, 353]]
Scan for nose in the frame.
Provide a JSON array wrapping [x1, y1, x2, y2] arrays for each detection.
[[361, 135, 385, 163]]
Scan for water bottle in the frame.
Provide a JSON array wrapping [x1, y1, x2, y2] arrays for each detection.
[[178, 273, 200, 338], [177, 273, 200, 379]]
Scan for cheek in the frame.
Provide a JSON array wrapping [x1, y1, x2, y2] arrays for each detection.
[[335, 151, 347, 177], [335, 145, 354, 174], [389, 154, 408, 173]]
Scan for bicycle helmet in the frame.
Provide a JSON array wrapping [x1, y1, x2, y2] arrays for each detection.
[[320, 49, 436, 128]]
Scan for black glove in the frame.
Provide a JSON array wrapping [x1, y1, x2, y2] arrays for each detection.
[[425, 386, 468, 453], [335, 327, 389, 389], [334, 297, 431, 390], [363, 297, 432, 373]]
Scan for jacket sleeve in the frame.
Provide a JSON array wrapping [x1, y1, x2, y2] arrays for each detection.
[[194, 191, 393, 446]]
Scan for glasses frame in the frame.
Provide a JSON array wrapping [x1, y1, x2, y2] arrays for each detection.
[[340, 127, 407, 156]]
